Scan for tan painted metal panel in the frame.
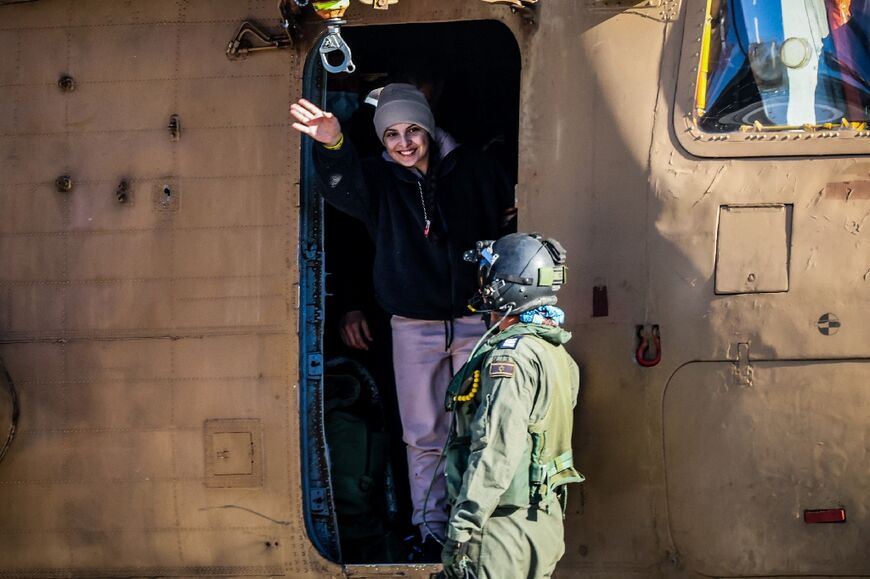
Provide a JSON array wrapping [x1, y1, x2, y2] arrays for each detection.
[[519, 4, 668, 575], [715, 205, 791, 294], [665, 360, 870, 576], [0, 0, 321, 575]]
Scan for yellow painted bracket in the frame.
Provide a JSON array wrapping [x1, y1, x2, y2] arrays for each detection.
[[695, 0, 713, 118], [739, 118, 868, 132], [313, 0, 349, 19]]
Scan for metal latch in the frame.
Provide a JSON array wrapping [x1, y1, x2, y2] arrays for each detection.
[[225, 20, 293, 60], [318, 21, 355, 74], [733, 342, 753, 386], [313, 1, 355, 74]]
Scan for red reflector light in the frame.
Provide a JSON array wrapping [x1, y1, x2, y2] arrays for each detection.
[[804, 508, 846, 524]]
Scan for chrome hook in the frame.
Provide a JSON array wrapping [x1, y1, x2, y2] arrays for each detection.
[[319, 20, 355, 74]]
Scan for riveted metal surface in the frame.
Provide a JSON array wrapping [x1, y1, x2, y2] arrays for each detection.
[[0, 0, 325, 576], [2, 0, 870, 577]]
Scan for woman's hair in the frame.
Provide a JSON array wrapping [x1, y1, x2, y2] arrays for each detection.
[[421, 135, 443, 241]]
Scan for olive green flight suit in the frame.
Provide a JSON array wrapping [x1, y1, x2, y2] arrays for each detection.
[[444, 322, 583, 579]]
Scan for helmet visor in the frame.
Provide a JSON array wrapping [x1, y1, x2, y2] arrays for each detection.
[[477, 246, 497, 289]]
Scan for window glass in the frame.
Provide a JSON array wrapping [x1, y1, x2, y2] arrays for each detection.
[[696, 0, 870, 132]]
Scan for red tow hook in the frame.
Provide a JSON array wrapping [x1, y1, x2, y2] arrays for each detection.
[[635, 324, 661, 367]]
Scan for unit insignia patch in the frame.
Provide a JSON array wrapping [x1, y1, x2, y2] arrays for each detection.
[[489, 361, 515, 378], [498, 336, 522, 350]]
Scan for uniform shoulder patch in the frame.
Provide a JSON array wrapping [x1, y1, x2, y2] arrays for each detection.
[[498, 336, 523, 350], [488, 360, 516, 378]]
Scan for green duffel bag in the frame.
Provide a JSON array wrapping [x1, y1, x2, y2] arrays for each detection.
[[324, 358, 401, 563]]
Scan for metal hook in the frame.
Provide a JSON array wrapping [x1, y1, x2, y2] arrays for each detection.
[[319, 21, 355, 74], [635, 324, 661, 367]]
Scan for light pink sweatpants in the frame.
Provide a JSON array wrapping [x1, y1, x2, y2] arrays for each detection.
[[390, 314, 487, 540]]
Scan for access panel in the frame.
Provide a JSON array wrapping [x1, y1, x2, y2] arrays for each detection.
[[663, 359, 870, 577]]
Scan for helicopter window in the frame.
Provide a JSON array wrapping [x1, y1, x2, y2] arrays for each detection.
[[695, 0, 869, 132]]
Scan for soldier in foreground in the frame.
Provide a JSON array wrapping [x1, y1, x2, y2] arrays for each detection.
[[439, 232, 585, 579]]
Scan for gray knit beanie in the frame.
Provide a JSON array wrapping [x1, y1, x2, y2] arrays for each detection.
[[372, 83, 435, 142]]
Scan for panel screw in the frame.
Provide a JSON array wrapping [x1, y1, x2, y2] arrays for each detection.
[[55, 175, 73, 193], [747, 273, 756, 282], [57, 75, 76, 92]]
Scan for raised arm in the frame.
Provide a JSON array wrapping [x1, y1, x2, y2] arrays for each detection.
[[290, 98, 342, 147], [291, 98, 377, 227]]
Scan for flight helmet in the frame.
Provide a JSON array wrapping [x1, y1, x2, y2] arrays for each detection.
[[465, 232, 567, 314]]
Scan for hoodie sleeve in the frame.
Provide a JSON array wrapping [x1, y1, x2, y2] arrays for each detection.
[[313, 137, 378, 230], [447, 350, 539, 543]]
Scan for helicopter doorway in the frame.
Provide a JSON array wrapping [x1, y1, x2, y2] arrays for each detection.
[[299, 20, 522, 564]]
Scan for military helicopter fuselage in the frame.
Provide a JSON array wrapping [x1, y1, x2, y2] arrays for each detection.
[[1, 0, 868, 578]]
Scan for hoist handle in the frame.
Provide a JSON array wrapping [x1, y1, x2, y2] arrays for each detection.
[[319, 23, 355, 74]]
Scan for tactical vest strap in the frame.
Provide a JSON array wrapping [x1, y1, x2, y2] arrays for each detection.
[[530, 450, 574, 485], [548, 450, 574, 477], [531, 448, 582, 512]]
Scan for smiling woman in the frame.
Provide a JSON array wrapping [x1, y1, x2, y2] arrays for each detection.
[[382, 124, 431, 173]]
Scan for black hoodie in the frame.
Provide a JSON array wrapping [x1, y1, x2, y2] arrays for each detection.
[[314, 135, 514, 320]]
